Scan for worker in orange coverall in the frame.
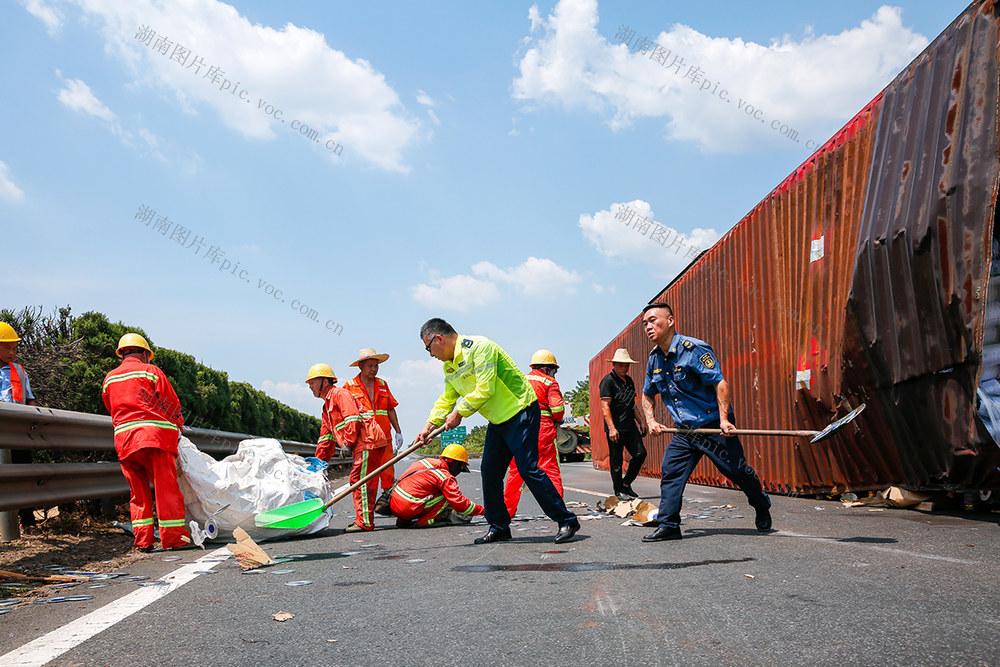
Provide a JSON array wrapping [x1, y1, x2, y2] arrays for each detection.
[[389, 444, 484, 528], [343, 348, 403, 495], [101, 333, 191, 551], [306, 362, 386, 532], [503, 350, 565, 517]]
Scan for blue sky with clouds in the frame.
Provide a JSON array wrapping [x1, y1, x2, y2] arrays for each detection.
[[2, 0, 970, 435]]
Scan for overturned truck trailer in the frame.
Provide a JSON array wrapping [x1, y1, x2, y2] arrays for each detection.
[[590, 0, 1000, 496]]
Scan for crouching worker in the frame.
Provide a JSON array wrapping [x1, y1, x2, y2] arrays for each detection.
[[102, 334, 191, 551], [389, 445, 484, 528]]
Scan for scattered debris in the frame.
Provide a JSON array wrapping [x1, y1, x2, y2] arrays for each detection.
[[227, 527, 275, 570], [405, 559, 425, 564], [883, 486, 930, 509], [565, 501, 589, 509], [342, 566, 357, 570], [744, 574, 755, 579], [272, 611, 294, 622], [285, 581, 312, 586], [326, 639, 338, 643], [597, 496, 658, 525]]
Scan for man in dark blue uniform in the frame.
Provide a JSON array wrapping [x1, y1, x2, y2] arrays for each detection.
[[639, 302, 771, 542]]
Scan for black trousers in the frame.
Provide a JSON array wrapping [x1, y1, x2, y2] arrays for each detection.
[[607, 428, 647, 493]]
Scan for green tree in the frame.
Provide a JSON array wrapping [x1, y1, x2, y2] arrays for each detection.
[[564, 375, 590, 420], [462, 424, 487, 456]]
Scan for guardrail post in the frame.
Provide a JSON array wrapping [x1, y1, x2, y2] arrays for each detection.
[[0, 449, 20, 542]]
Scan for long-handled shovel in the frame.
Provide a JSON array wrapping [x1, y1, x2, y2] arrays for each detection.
[[658, 404, 865, 444], [253, 426, 447, 530]]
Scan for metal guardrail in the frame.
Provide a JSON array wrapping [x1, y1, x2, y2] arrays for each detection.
[[0, 403, 348, 531]]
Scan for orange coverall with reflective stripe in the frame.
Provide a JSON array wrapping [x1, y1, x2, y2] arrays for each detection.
[[101, 357, 190, 549], [388, 458, 484, 526], [344, 376, 398, 491], [319, 385, 389, 530], [503, 368, 565, 516]]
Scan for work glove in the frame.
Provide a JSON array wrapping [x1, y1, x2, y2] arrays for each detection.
[[394, 432, 404, 453]]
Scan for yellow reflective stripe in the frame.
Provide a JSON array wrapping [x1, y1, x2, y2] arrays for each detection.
[[158, 519, 186, 528], [359, 411, 375, 419], [359, 451, 370, 517], [114, 420, 179, 435], [375, 410, 389, 416], [540, 409, 552, 417], [424, 495, 446, 509], [458, 502, 477, 516], [132, 517, 154, 527], [396, 487, 425, 504], [102, 371, 158, 391], [318, 434, 334, 443], [528, 375, 552, 386], [335, 415, 363, 430]]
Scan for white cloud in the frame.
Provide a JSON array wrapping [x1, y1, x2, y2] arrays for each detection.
[[0, 161, 26, 203], [412, 256, 581, 311], [56, 77, 115, 122], [23, 0, 62, 35], [513, 0, 928, 152], [61, 0, 421, 172], [579, 199, 718, 279], [415, 90, 435, 107], [259, 379, 318, 417], [412, 274, 501, 312], [472, 257, 581, 298], [383, 359, 444, 391]]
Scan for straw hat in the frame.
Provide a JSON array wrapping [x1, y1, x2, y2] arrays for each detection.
[[607, 348, 638, 364], [350, 347, 390, 367]]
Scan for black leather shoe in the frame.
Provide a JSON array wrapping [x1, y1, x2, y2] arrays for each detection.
[[473, 529, 512, 545], [615, 492, 633, 502], [755, 506, 772, 532], [554, 519, 580, 544], [642, 525, 682, 542], [622, 485, 639, 498]]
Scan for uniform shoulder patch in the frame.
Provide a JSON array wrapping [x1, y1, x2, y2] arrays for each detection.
[[700, 353, 716, 369], [682, 340, 694, 350], [461, 338, 473, 348]]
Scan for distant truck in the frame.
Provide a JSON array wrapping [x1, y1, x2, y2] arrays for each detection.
[[556, 416, 591, 463]]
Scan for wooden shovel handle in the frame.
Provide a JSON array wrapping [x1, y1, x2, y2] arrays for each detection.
[[0, 569, 81, 582], [659, 427, 819, 438], [324, 425, 448, 509]]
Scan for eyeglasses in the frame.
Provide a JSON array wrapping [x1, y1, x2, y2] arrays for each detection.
[[424, 335, 439, 354]]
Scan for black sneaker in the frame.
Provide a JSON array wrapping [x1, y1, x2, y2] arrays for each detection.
[[755, 506, 772, 532]]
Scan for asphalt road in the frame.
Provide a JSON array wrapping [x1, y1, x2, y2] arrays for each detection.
[[2, 461, 998, 666]]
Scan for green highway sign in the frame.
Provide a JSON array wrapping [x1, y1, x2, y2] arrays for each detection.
[[440, 426, 467, 445]]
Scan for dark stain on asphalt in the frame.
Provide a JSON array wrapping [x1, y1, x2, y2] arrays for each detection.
[[452, 557, 754, 573], [332, 581, 375, 587], [373, 555, 406, 560]]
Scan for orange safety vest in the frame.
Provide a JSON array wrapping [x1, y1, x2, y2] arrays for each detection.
[[526, 368, 565, 445], [4, 362, 26, 404], [344, 376, 397, 448]]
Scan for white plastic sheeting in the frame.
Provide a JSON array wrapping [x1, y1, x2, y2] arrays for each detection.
[[177, 436, 334, 542]]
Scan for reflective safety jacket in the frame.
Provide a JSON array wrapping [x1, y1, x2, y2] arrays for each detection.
[[316, 385, 387, 460], [388, 457, 484, 520], [0, 362, 31, 404], [344, 375, 397, 448], [102, 357, 183, 459], [527, 368, 565, 445], [428, 335, 535, 426]]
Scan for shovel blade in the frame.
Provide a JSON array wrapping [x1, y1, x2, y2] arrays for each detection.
[[810, 403, 866, 443], [253, 497, 326, 530]]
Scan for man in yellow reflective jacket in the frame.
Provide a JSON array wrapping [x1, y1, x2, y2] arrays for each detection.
[[415, 318, 581, 545]]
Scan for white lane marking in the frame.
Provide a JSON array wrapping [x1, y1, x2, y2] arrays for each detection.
[[0, 547, 232, 667], [777, 531, 979, 565]]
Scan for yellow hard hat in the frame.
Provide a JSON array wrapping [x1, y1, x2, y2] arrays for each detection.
[[116, 333, 154, 360], [440, 444, 469, 465], [306, 363, 337, 383], [0, 322, 20, 343], [530, 349, 558, 368]]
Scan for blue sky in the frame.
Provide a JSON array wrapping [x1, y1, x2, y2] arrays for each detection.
[[2, 0, 970, 435]]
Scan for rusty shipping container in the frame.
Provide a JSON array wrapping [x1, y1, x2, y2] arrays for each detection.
[[590, 0, 1000, 495]]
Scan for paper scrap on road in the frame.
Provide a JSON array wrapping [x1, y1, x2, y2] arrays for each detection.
[[227, 527, 276, 570], [598, 496, 658, 525], [273, 611, 294, 622]]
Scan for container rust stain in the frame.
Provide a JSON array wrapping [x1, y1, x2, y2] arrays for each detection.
[[590, 0, 1000, 495]]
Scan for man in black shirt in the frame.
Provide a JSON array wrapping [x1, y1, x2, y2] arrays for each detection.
[[599, 348, 648, 500]]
